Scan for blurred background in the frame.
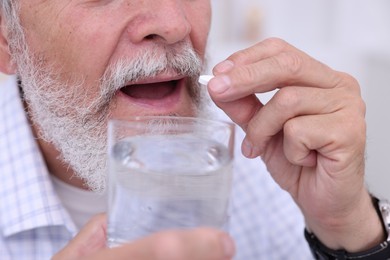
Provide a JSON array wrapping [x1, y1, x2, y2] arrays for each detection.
[[207, 0, 390, 199], [1, 0, 389, 198]]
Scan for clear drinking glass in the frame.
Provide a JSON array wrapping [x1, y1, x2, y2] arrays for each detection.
[[106, 116, 235, 247]]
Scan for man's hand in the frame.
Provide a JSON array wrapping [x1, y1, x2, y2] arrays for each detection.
[[208, 38, 384, 252], [52, 214, 235, 260]]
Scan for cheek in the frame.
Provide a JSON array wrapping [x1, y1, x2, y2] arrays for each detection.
[[187, 1, 211, 57], [21, 8, 121, 84], [62, 24, 116, 81], [51, 23, 118, 83]]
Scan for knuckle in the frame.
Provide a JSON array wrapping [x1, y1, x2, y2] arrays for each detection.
[[228, 47, 253, 64], [234, 65, 258, 85], [329, 113, 366, 150], [283, 119, 301, 140], [348, 95, 366, 116], [345, 73, 359, 87], [345, 110, 366, 138], [358, 98, 366, 115], [337, 78, 366, 116], [335, 71, 361, 92], [273, 88, 300, 111], [229, 37, 288, 64], [276, 51, 304, 77], [262, 37, 289, 51]]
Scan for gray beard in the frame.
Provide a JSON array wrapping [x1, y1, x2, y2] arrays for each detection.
[[10, 27, 214, 192]]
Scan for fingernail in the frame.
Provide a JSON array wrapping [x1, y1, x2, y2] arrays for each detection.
[[214, 60, 234, 73], [220, 234, 235, 258], [242, 139, 262, 158], [242, 139, 254, 158], [209, 75, 231, 94]]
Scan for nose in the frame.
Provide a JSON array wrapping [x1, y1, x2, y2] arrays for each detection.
[[127, 0, 192, 45]]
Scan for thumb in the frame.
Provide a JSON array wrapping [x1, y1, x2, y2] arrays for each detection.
[[53, 214, 107, 259]]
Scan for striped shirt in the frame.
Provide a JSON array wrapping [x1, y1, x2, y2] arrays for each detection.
[[0, 76, 312, 259]]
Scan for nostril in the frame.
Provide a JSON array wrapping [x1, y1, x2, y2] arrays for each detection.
[[145, 34, 158, 40]]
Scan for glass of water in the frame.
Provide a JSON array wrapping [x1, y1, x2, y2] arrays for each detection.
[[106, 116, 235, 247]]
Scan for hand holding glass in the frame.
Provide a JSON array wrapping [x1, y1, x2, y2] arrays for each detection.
[[107, 116, 235, 247]]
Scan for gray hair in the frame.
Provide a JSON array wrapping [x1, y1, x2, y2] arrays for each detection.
[[1, 0, 16, 19], [1, 0, 26, 72]]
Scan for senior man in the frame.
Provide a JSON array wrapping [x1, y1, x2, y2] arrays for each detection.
[[0, 0, 388, 259]]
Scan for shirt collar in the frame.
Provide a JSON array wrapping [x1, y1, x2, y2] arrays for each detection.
[[0, 76, 77, 237]]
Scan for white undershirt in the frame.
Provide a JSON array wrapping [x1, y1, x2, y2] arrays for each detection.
[[50, 175, 107, 230]]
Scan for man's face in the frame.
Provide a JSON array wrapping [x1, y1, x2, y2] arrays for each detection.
[[9, 0, 212, 191], [18, 0, 211, 117]]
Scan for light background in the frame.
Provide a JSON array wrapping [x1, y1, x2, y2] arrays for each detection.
[[208, 0, 390, 199], [1, 0, 389, 198]]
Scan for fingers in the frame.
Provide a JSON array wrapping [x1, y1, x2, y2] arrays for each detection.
[[213, 37, 291, 71], [55, 215, 235, 260], [211, 52, 335, 99], [208, 38, 365, 165], [243, 87, 365, 158], [85, 228, 235, 260], [207, 38, 346, 129], [53, 214, 107, 260], [282, 113, 365, 169]]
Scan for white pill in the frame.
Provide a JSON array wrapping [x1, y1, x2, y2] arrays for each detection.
[[198, 75, 214, 85]]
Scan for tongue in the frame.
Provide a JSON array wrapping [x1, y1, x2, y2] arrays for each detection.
[[121, 81, 176, 99]]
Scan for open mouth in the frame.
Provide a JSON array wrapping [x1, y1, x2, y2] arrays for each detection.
[[120, 80, 179, 100]]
